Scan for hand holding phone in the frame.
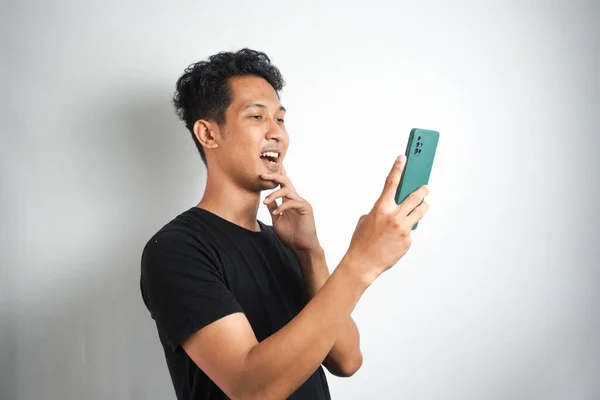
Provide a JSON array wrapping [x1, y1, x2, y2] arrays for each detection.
[[344, 129, 439, 283], [394, 128, 439, 230], [345, 153, 430, 284]]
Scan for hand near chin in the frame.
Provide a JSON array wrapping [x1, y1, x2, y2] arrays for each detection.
[[261, 165, 320, 253]]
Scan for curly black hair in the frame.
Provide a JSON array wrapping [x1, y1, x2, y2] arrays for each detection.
[[173, 48, 286, 167]]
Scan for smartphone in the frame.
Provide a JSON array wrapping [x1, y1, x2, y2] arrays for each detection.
[[394, 128, 439, 230]]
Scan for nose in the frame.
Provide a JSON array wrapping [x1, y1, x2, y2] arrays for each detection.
[[265, 116, 285, 141]]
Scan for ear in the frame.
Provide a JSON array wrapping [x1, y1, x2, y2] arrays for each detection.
[[193, 119, 220, 150]]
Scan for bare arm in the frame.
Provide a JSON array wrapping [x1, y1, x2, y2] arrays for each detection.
[[182, 155, 430, 400], [293, 246, 363, 377], [182, 256, 368, 400]]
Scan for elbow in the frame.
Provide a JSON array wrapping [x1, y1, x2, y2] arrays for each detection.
[[342, 351, 363, 377], [330, 351, 363, 378]]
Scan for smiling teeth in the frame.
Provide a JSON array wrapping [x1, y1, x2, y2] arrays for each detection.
[[260, 151, 279, 158]]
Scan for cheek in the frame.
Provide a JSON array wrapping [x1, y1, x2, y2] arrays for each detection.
[[233, 140, 258, 165], [224, 127, 255, 157]]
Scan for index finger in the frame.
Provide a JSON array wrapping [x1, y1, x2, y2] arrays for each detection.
[[261, 169, 296, 191], [379, 155, 406, 204], [397, 184, 429, 218]]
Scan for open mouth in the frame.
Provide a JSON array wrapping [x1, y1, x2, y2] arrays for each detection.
[[260, 151, 280, 165]]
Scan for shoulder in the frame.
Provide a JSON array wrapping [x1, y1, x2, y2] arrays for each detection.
[[140, 214, 228, 308], [141, 209, 220, 273]]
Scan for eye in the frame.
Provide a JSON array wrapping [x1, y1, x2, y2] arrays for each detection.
[[276, 118, 285, 123], [250, 115, 263, 120]]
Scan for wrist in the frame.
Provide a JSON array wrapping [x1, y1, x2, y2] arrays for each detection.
[[293, 246, 326, 270], [340, 251, 378, 289], [293, 245, 324, 258]]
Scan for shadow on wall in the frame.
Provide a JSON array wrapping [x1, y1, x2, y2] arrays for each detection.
[[1, 143, 19, 400], [19, 84, 205, 400]]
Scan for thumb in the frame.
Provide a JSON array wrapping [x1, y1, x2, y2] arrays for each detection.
[[379, 155, 406, 205]]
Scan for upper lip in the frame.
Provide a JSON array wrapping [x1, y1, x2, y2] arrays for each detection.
[[260, 148, 282, 156]]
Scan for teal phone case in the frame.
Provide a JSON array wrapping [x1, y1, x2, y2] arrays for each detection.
[[394, 128, 439, 230]]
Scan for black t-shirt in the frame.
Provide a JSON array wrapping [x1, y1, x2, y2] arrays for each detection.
[[140, 207, 331, 400]]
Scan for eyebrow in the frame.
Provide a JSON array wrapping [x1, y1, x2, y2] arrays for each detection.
[[245, 103, 286, 112]]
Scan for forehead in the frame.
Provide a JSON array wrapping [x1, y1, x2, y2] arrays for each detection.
[[228, 76, 281, 110]]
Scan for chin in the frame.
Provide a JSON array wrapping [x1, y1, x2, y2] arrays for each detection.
[[252, 175, 275, 191], [261, 179, 278, 191]]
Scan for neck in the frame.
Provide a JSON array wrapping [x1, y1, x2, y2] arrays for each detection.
[[196, 168, 262, 232]]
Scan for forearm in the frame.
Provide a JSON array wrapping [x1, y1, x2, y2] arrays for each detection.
[[237, 256, 367, 400], [294, 247, 363, 376]]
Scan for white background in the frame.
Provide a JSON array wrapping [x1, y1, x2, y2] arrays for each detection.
[[2, 1, 599, 399]]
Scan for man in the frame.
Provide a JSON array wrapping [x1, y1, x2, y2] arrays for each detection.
[[140, 48, 429, 400]]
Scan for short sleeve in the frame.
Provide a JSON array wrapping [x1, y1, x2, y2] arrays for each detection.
[[140, 231, 244, 351]]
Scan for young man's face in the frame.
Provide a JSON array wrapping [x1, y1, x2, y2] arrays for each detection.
[[212, 75, 289, 192]]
